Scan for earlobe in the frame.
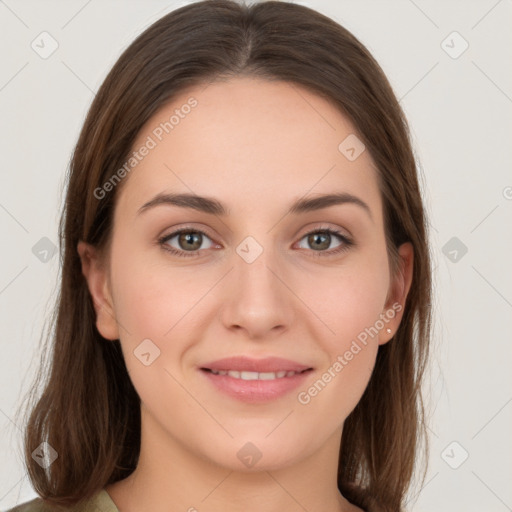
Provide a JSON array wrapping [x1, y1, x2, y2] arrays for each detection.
[[379, 242, 414, 345], [77, 240, 120, 341]]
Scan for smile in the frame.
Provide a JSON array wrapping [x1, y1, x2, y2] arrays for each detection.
[[200, 367, 313, 403], [205, 368, 310, 380]]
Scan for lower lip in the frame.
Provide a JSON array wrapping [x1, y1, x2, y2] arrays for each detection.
[[200, 369, 313, 403]]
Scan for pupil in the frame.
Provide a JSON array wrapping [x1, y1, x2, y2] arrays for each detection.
[[310, 232, 329, 250], [180, 232, 201, 250]]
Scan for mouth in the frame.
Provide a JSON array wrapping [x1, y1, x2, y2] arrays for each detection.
[[198, 357, 314, 403], [200, 367, 313, 380], [200, 355, 314, 374]]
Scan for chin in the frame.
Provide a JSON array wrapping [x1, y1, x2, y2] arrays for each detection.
[[200, 435, 309, 473]]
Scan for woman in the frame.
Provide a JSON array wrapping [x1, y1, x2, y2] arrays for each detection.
[[10, 1, 432, 511]]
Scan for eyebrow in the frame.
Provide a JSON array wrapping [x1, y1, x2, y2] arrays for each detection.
[[137, 191, 372, 220]]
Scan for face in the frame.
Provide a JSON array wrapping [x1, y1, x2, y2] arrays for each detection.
[[79, 76, 412, 472]]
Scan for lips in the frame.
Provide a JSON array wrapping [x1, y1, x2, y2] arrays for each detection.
[[200, 355, 313, 374], [206, 369, 307, 380], [199, 356, 314, 403]]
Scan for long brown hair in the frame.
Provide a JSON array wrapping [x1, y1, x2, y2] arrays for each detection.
[[14, 1, 432, 510]]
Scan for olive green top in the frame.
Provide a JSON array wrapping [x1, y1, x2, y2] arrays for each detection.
[[5, 489, 119, 512]]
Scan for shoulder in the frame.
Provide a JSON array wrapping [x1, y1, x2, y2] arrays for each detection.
[[4, 496, 50, 512], [4, 489, 118, 512]]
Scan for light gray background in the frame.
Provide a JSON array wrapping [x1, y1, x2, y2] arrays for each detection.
[[1, 0, 511, 510]]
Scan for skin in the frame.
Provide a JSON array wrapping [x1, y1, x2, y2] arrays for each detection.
[[78, 76, 413, 512]]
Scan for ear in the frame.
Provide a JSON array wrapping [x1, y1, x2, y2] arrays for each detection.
[[378, 241, 414, 345], [77, 240, 119, 341]]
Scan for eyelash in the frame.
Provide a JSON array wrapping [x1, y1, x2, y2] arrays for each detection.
[[158, 225, 354, 259]]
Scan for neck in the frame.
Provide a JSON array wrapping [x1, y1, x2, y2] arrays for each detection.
[[105, 407, 361, 512]]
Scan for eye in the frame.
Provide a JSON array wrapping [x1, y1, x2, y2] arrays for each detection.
[[296, 227, 353, 257], [158, 228, 215, 257], [158, 225, 354, 258]]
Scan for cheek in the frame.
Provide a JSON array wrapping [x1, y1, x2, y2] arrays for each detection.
[[293, 253, 389, 415], [299, 255, 390, 345], [113, 270, 172, 339], [109, 245, 215, 397], [296, 274, 384, 427], [297, 342, 378, 439], [110, 239, 198, 340], [109, 252, 198, 408]]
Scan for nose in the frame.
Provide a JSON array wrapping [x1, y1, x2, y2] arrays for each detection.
[[219, 242, 295, 340]]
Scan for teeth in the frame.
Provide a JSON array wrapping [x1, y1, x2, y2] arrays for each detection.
[[209, 369, 303, 380]]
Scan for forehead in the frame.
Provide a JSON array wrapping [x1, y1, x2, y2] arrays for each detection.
[[116, 76, 382, 222]]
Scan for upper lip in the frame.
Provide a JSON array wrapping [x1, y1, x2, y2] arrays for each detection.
[[200, 356, 313, 373]]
